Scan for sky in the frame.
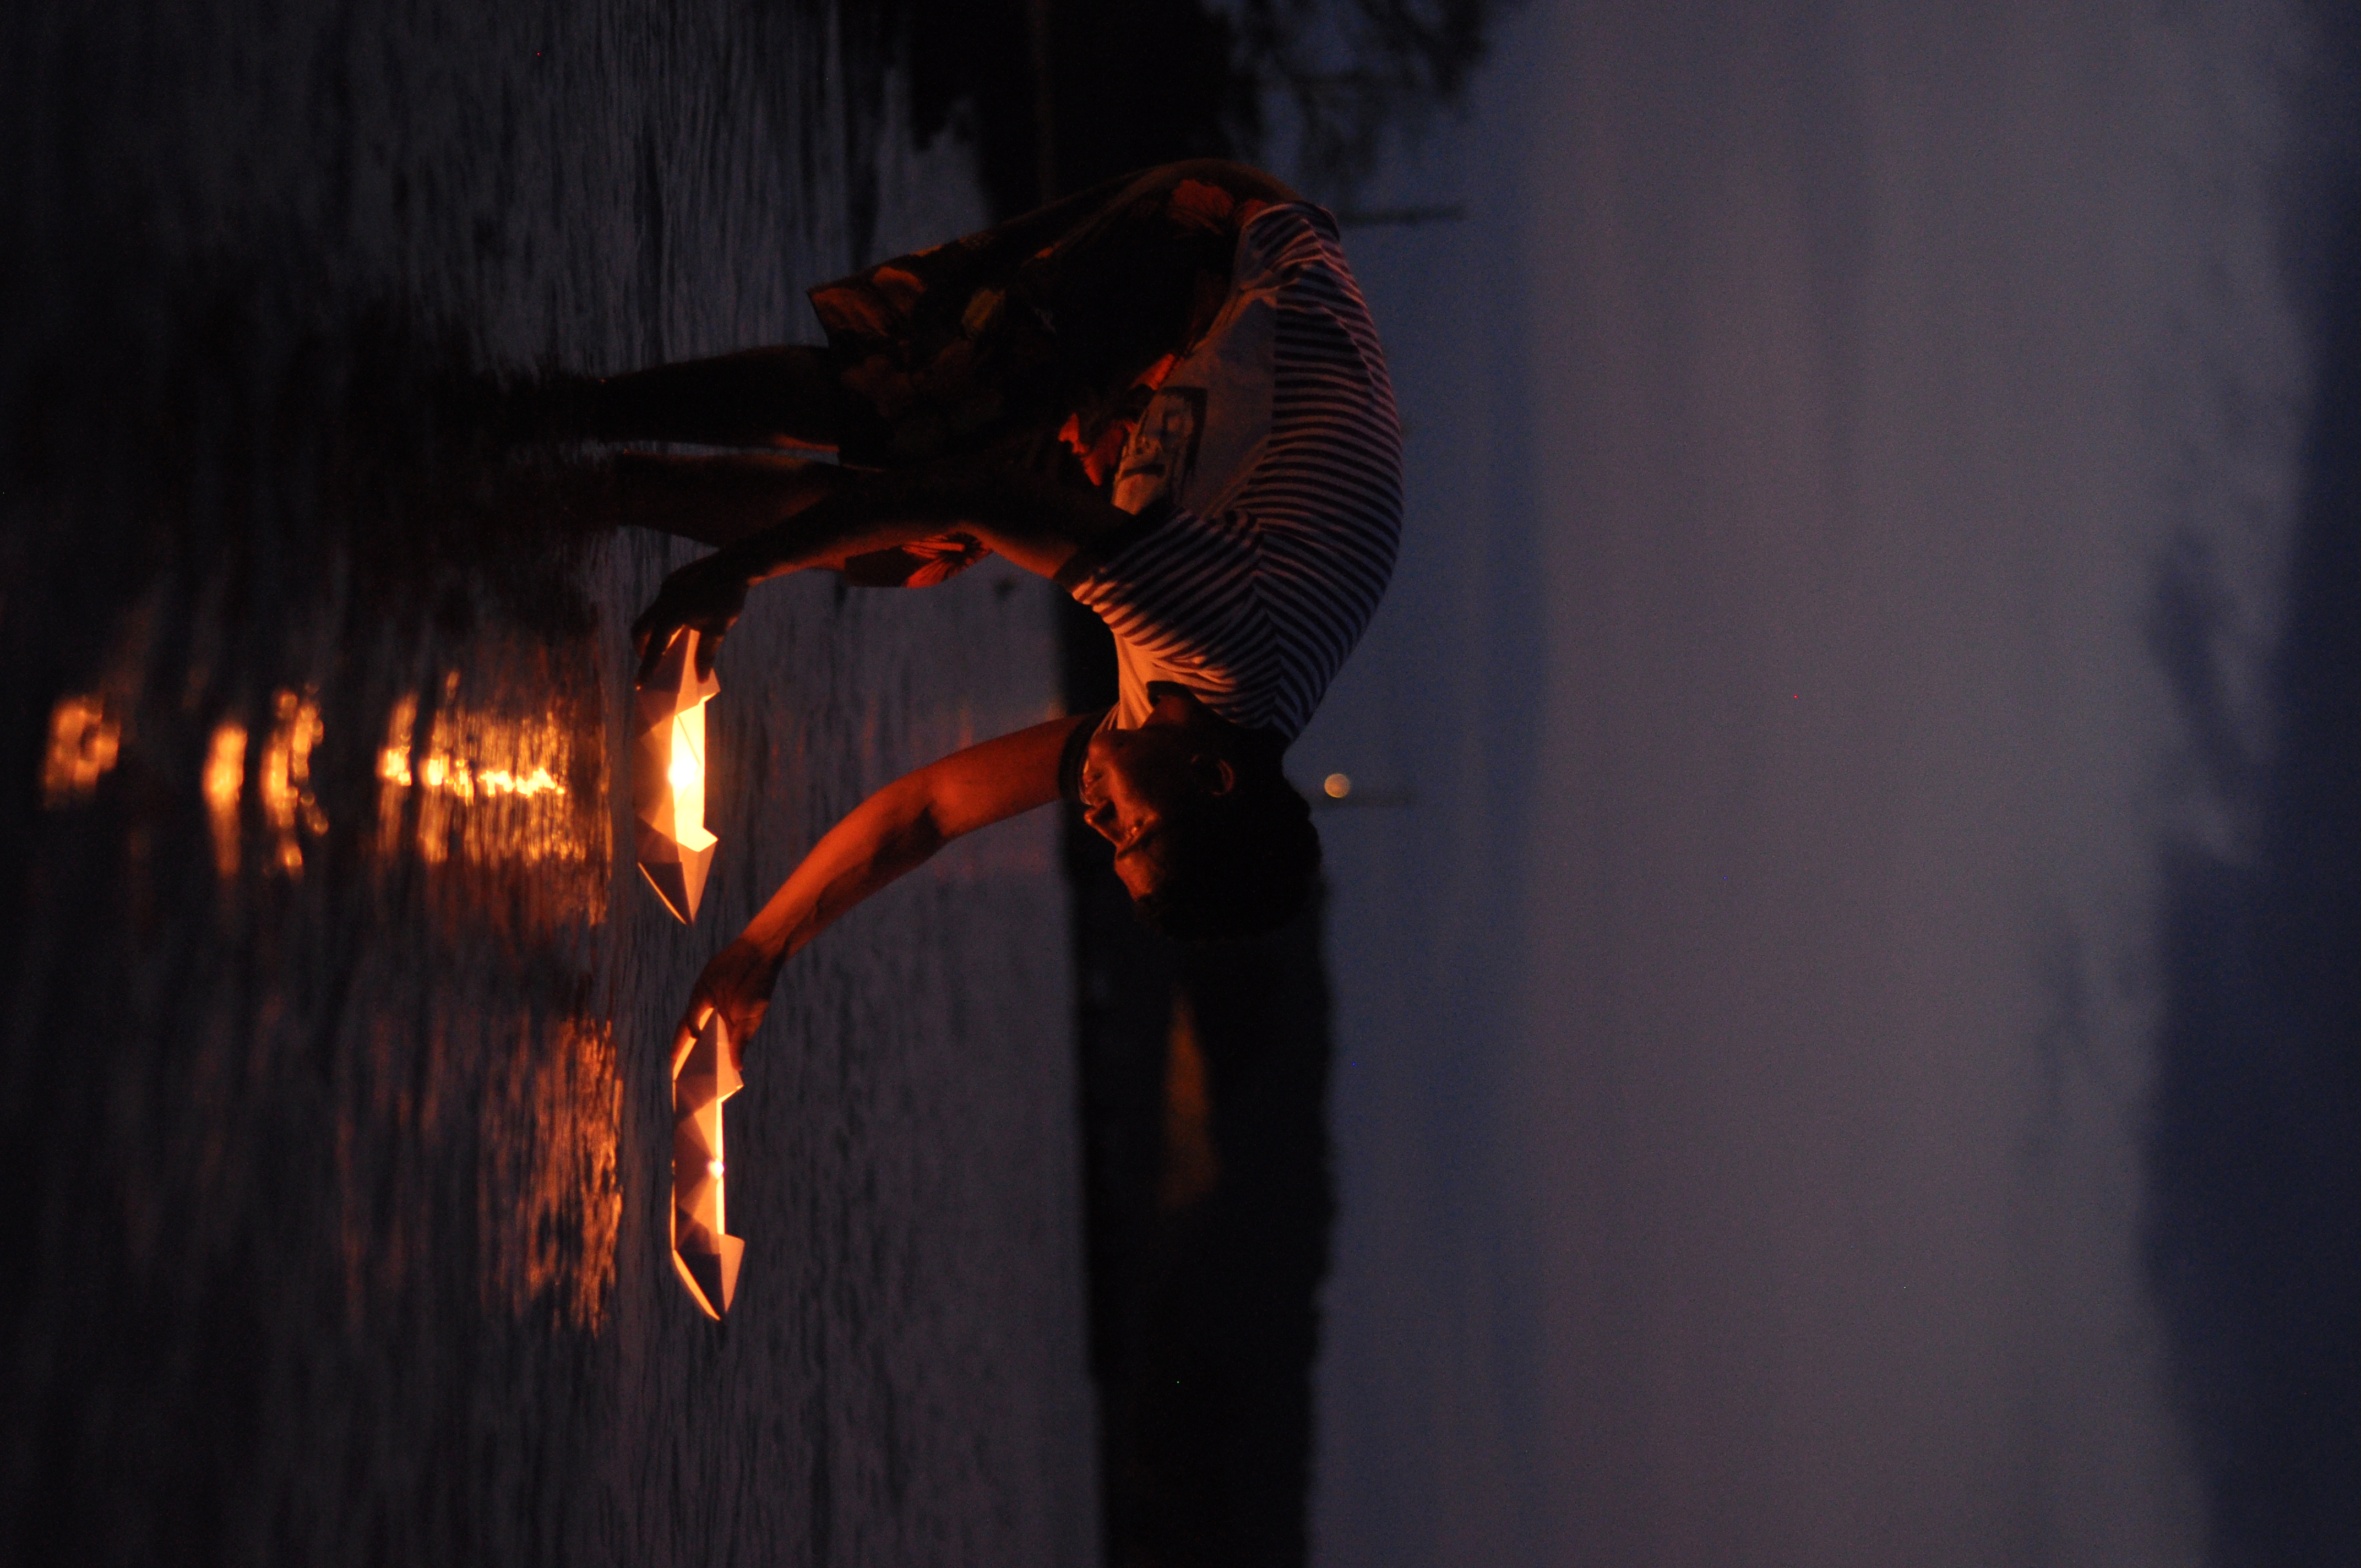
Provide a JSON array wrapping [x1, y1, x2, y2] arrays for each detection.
[[1289, 2, 2341, 1562]]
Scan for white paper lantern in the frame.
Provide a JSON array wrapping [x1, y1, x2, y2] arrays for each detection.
[[670, 1008, 744, 1319], [634, 629, 720, 923]]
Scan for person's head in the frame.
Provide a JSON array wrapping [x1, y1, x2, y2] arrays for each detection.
[[1076, 690, 1320, 941]]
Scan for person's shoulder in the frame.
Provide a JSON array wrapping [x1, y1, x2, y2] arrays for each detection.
[[1237, 202, 1352, 281], [1241, 199, 1340, 242]]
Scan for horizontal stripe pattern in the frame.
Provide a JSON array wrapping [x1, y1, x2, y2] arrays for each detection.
[[1070, 206, 1403, 742]]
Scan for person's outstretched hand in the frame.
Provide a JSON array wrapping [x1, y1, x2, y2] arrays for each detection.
[[633, 551, 751, 683], [674, 933, 786, 1070]]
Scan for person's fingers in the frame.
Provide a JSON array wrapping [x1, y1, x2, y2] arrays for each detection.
[[630, 601, 670, 676], [631, 557, 741, 685], [731, 998, 766, 1057], [723, 1015, 749, 1073], [667, 987, 731, 1075]]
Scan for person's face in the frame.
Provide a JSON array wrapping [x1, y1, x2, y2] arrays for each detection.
[[1077, 725, 1227, 899]]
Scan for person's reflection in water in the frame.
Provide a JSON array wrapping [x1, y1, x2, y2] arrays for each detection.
[[537, 161, 1402, 1056]]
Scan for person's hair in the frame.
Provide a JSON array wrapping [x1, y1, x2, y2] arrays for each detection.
[[1131, 748, 1321, 942]]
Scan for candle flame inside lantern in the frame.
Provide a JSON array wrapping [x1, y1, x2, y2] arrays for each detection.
[[668, 734, 703, 797], [634, 630, 721, 923], [663, 701, 715, 852]]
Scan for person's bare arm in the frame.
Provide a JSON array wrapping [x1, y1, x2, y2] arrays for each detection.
[[676, 713, 1090, 1053], [631, 464, 1138, 678], [735, 464, 1133, 581]]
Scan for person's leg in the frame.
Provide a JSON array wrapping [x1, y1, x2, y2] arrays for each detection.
[[574, 165, 1296, 454], [612, 451, 853, 547], [579, 346, 845, 449], [1001, 161, 1310, 410]]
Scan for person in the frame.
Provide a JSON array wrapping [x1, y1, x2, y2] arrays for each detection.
[[565, 160, 1401, 1050]]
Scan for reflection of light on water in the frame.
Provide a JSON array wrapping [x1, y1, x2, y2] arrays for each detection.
[[339, 1011, 623, 1333], [62, 688, 325, 878], [484, 1016, 623, 1331], [380, 738, 568, 800], [375, 693, 419, 860], [260, 688, 328, 876], [41, 694, 121, 807], [204, 720, 248, 878], [375, 674, 596, 899]]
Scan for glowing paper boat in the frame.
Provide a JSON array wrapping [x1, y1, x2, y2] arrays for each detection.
[[671, 1009, 744, 1319], [634, 628, 720, 923]]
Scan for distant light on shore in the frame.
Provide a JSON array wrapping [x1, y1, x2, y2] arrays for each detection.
[[1324, 772, 1352, 799]]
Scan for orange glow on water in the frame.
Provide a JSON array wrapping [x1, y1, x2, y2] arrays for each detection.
[[375, 674, 592, 886], [380, 746, 567, 801], [487, 1016, 623, 1330], [41, 694, 120, 807], [203, 720, 247, 878], [260, 688, 327, 876], [339, 1011, 622, 1334], [374, 693, 419, 858]]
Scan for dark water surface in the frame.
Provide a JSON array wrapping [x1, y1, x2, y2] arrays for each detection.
[[2, 3, 1096, 1563]]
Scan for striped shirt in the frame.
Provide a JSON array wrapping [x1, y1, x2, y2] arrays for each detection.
[[1057, 204, 1402, 744]]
